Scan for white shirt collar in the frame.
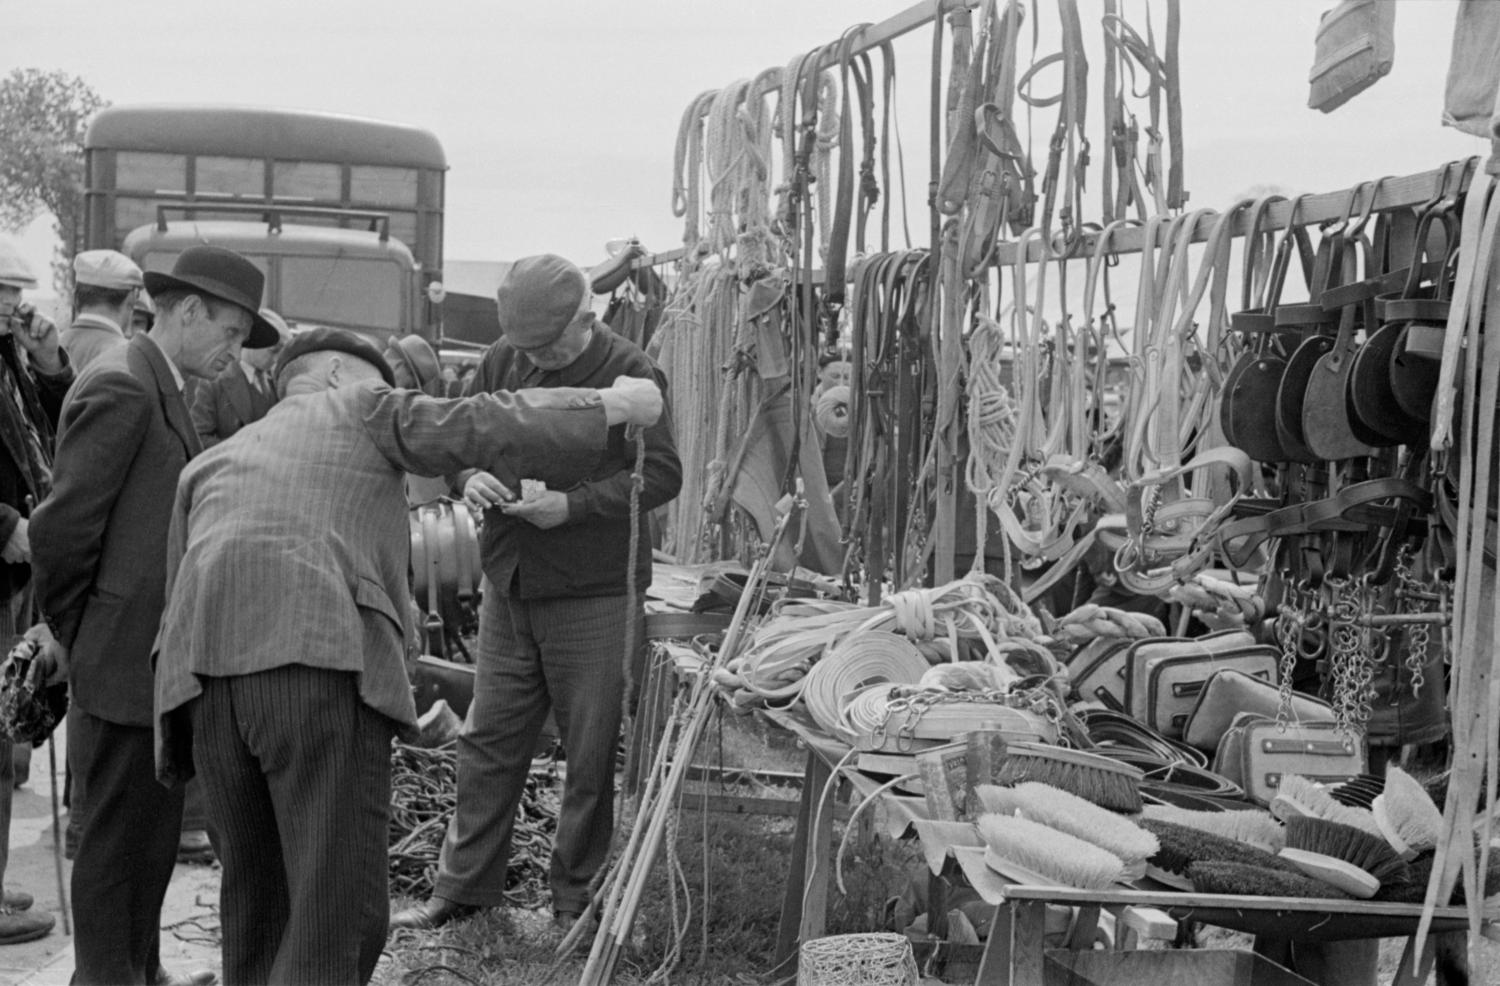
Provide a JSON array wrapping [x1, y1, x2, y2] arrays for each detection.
[[240, 360, 259, 385], [72, 312, 124, 336], [136, 332, 185, 393]]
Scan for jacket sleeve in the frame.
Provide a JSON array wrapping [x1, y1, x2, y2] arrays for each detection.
[[31, 371, 152, 647], [563, 363, 681, 524], [360, 383, 608, 489], [31, 355, 74, 430]]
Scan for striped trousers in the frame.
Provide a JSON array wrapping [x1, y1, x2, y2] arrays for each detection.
[[190, 666, 393, 986]]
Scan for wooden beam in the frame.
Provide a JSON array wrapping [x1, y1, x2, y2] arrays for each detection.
[[633, 0, 974, 273], [989, 157, 1483, 265]]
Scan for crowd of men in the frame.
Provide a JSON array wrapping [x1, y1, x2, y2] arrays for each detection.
[[0, 238, 677, 986]]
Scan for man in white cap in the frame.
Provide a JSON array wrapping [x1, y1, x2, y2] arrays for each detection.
[[0, 235, 73, 947], [390, 254, 681, 934], [190, 308, 291, 449], [60, 249, 144, 374]]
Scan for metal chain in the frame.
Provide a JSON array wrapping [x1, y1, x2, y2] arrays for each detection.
[[1274, 578, 1302, 730], [1395, 548, 1429, 700]]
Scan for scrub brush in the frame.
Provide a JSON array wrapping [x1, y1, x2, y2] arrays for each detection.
[[1137, 817, 1298, 891], [1270, 774, 1384, 837], [994, 741, 1145, 813], [975, 813, 1126, 891], [1141, 804, 1286, 853], [1374, 846, 1500, 904], [1188, 860, 1351, 899], [1277, 815, 1409, 899], [1372, 765, 1443, 860], [974, 782, 1159, 876]]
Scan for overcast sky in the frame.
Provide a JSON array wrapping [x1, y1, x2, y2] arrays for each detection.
[[6, 0, 1488, 298]]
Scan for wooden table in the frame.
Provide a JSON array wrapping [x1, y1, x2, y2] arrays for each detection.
[[761, 706, 1497, 985]]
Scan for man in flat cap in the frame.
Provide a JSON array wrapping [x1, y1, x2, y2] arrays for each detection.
[[31, 243, 280, 986], [391, 254, 681, 934], [152, 326, 661, 985], [60, 249, 144, 374], [0, 236, 72, 947], [190, 308, 290, 448]]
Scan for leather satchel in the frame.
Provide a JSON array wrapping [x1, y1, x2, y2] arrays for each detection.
[[1182, 667, 1335, 752], [1123, 630, 1279, 740], [1214, 712, 1366, 806], [1308, 0, 1396, 114]]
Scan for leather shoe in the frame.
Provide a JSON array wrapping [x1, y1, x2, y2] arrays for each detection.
[[388, 896, 480, 931], [1, 889, 31, 911], [0, 907, 54, 945], [176, 829, 215, 864], [554, 909, 582, 934], [151, 967, 217, 986]]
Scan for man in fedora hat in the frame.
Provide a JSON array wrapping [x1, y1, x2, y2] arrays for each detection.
[[391, 254, 680, 935], [0, 235, 72, 948], [31, 243, 278, 986], [152, 326, 661, 984], [190, 308, 291, 449], [60, 249, 144, 374]]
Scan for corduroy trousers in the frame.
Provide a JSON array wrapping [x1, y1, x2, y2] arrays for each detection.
[[190, 666, 392, 986]]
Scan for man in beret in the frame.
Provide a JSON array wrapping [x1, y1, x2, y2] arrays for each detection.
[[391, 254, 681, 934], [152, 327, 661, 985], [0, 236, 72, 947], [31, 243, 280, 986], [60, 249, 144, 374], [190, 308, 291, 449]]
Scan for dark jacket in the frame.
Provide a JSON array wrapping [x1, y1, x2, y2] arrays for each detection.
[[0, 335, 72, 599], [462, 323, 681, 598], [31, 334, 199, 727], [190, 361, 277, 448]]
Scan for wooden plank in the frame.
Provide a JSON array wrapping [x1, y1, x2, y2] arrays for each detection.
[[772, 748, 819, 974], [989, 157, 1481, 266], [798, 751, 837, 945], [1010, 901, 1049, 986], [676, 790, 852, 821]]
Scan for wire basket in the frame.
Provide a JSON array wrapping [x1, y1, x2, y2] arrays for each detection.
[[797, 932, 919, 986]]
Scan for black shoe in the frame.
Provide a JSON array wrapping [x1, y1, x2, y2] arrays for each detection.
[[151, 967, 217, 986], [1, 889, 31, 911], [388, 897, 481, 931], [554, 909, 582, 935], [177, 829, 215, 864], [0, 907, 53, 946]]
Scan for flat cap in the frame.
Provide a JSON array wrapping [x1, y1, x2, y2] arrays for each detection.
[[0, 238, 38, 289], [73, 250, 144, 290], [274, 326, 395, 388], [496, 254, 587, 350]]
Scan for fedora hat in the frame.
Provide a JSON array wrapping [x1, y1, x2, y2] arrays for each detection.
[[143, 245, 279, 348], [385, 333, 442, 393]]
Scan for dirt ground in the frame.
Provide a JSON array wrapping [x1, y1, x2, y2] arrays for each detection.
[[0, 737, 222, 986]]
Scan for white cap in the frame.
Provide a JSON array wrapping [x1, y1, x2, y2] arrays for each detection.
[[0, 238, 38, 289], [73, 250, 144, 290]]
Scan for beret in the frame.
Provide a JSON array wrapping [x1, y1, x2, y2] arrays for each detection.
[[496, 254, 587, 350], [274, 326, 395, 388]]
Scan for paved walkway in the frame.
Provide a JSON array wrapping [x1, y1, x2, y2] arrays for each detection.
[[0, 740, 223, 986]]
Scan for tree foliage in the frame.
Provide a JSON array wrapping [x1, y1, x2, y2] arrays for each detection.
[[0, 68, 107, 289]]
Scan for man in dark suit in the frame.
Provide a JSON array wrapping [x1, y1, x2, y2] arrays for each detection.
[[0, 236, 71, 947], [151, 327, 661, 985], [189, 308, 289, 448], [31, 245, 281, 986]]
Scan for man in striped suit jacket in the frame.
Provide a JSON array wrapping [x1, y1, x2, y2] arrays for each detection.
[[151, 327, 661, 986]]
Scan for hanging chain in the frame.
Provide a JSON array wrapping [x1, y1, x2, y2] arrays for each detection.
[[1395, 548, 1429, 700], [1274, 575, 1302, 730]]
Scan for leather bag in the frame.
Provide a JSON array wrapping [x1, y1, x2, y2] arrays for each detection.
[[1213, 712, 1366, 806], [1308, 0, 1396, 114], [1122, 630, 1278, 740], [1182, 667, 1335, 752]]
